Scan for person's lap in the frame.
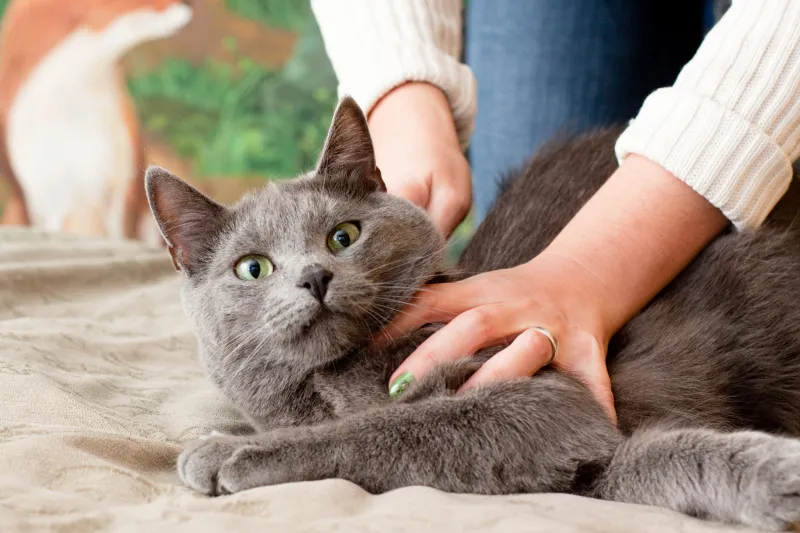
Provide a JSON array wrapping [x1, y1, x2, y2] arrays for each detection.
[[466, 0, 712, 222]]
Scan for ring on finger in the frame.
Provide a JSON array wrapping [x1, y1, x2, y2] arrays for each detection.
[[530, 326, 558, 366]]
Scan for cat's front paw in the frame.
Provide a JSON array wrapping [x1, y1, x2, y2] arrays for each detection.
[[178, 436, 239, 495], [178, 434, 312, 496], [214, 444, 298, 494], [738, 436, 800, 531]]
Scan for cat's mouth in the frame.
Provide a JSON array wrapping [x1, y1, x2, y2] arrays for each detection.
[[299, 301, 328, 330], [292, 295, 382, 344]]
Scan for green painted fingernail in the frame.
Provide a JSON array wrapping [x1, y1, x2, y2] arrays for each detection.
[[389, 372, 414, 398]]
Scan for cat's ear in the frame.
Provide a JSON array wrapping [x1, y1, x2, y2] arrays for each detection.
[[145, 166, 228, 274], [316, 96, 386, 193]]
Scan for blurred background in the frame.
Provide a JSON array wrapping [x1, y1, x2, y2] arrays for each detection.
[[0, 0, 472, 260]]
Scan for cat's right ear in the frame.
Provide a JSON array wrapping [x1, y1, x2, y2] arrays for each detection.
[[315, 96, 386, 194], [145, 166, 227, 274]]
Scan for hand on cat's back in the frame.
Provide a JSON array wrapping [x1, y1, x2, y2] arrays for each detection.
[[377, 252, 618, 423]]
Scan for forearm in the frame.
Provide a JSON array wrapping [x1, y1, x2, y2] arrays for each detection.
[[557, 1, 800, 340], [541, 154, 728, 337], [616, 0, 800, 228]]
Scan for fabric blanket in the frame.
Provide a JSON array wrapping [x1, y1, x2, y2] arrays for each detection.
[[0, 228, 758, 532]]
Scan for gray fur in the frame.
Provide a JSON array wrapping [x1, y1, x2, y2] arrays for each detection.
[[148, 96, 800, 531]]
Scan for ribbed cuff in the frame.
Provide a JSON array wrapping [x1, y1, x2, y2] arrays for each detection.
[[332, 43, 477, 151], [615, 88, 793, 229]]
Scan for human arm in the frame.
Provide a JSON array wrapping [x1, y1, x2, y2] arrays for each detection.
[[381, 155, 727, 422], [616, 0, 800, 228], [311, 0, 476, 236], [378, 0, 800, 421]]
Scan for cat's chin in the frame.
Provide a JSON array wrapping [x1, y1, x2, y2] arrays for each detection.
[[282, 307, 369, 360]]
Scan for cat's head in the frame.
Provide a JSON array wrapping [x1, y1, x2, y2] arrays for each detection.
[[146, 97, 445, 386]]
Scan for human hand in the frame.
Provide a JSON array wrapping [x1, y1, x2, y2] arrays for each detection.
[[376, 252, 618, 423], [368, 82, 471, 237]]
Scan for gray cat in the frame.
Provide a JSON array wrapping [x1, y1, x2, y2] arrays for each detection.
[[147, 97, 800, 531]]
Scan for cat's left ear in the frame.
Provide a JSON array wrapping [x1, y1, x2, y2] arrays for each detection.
[[316, 96, 386, 193], [145, 166, 228, 274]]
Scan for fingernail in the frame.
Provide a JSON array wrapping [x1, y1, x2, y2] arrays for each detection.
[[388, 371, 414, 398]]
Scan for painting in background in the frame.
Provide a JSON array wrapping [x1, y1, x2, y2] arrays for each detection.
[[0, 0, 472, 258], [123, 0, 339, 203]]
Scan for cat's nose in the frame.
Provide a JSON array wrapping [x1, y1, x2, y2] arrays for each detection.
[[297, 265, 333, 303]]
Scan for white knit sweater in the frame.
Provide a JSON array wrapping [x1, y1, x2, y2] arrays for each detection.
[[311, 0, 800, 228]]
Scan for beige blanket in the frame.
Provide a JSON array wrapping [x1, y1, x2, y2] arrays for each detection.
[[0, 228, 753, 532]]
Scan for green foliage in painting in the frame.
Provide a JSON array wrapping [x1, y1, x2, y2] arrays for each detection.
[[128, 16, 338, 179], [129, 58, 336, 178], [0, 0, 7, 18], [225, 0, 311, 30]]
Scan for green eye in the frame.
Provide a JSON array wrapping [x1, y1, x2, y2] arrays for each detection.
[[327, 222, 361, 251], [234, 255, 274, 281]]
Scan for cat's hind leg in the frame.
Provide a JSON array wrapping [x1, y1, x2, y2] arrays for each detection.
[[595, 427, 800, 531]]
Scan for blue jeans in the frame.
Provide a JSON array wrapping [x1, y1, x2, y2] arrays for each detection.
[[465, 0, 713, 222]]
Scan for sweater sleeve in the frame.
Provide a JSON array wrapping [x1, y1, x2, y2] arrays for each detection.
[[615, 0, 800, 229], [310, 0, 477, 150]]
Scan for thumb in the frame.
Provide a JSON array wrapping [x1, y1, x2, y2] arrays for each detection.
[[426, 158, 471, 238], [427, 182, 470, 238]]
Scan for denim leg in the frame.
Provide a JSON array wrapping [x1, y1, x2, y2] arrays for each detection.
[[466, 0, 706, 222]]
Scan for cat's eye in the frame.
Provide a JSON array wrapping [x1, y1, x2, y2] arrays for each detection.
[[234, 255, 274, 281], [327, 222, 361, 251]]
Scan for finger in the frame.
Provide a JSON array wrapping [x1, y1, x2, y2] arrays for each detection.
[[372, 280, 481, 346], [459, 328, 557, 391], [569, 355, 617, 425], [389, 304, 514, 385], [373, 291, 439, 345], [426, 181, 470, 238]]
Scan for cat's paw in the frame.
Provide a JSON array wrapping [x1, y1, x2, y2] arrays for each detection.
[[177, 436, 239, 495], [178, 434, 308, 496], [737, 436, 800, 531], [215, 444, 295, 494]]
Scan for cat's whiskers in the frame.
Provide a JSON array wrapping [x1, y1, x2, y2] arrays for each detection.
[[362, 281, 439, 292], [214, 322, 265, 360], [216, 321, 271, 369], [222, 310, 288, 385], [373, 296, 460, 320], [328, 279, 444, 317], [368, 301, 451, 335], [227, 325, 276, 384], [349, 300, 393, 346], [331, 279, 428, 293], [212, 301, 295, 381], [367, 302, 433, 347], [360, 244, 447, 277]]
